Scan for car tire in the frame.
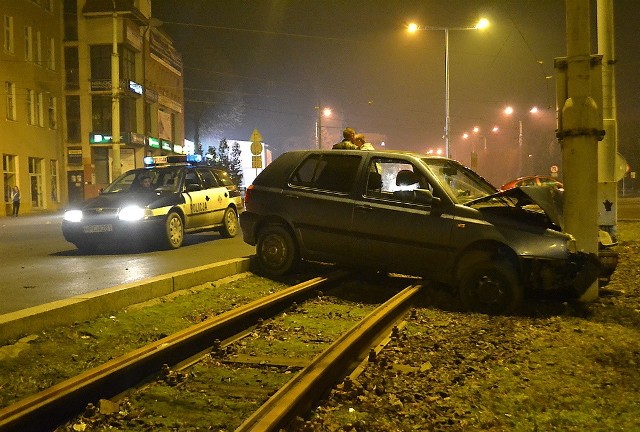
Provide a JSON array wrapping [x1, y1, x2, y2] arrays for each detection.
[[458, 254, 522, 315], [163, 211, 184, 249], [219, 207, 239, 238], [256, 225, 298, 277]]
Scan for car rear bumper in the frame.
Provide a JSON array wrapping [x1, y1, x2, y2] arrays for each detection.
[[239, 212, 258, 245]]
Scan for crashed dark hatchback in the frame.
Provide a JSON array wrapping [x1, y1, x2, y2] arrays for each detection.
[[240, 150, 610, 314]]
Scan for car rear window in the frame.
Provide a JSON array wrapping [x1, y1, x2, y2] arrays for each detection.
[[290, 154, 361, 193]]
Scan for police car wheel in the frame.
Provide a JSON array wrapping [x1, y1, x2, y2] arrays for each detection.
[[220, 207, 239, 238], [164, 211, 184, 249]]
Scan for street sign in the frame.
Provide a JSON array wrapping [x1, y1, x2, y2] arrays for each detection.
[[252, 156, 262, 168], [250, 128, 263, 155], [250, 141, 263, 155], [250, 128, 263, 143]]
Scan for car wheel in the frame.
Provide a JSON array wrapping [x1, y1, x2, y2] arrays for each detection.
[[256, 225, 298, 277], [164, 211, 184, 249], [458, 254, 522, 315], [219, 207, 239, 238]]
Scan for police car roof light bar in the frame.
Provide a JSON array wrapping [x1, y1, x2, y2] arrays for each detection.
[[143, 154, 203, 167]]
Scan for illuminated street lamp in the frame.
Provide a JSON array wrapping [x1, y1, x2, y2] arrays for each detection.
[[315, 106, 332, 149], [503, 105, 540, 175], [408, 18, 489, 158]]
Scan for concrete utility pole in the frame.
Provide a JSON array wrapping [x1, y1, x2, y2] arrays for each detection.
[[555, 0, 604, 302], [111, 6, 122, 179], [597, 0, 618, 240]]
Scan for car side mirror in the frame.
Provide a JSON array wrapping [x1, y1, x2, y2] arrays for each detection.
[[415, 189, 440, 205], [186, 183, 202, 192]]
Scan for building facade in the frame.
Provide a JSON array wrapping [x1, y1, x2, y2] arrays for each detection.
[[64, 0, 184, 202], [1, 0, 184, 216], [1, 0, 65, 216]]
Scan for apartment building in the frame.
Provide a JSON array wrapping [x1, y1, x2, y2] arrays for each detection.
[[1, 0, 184, 216], [64, 0, 184, 201], [1, 0, 64, 216]]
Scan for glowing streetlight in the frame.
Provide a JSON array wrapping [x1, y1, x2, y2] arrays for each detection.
[[315, 105, 332, 149], [407, 18, 490, 158], [504, 105, 541, 175]]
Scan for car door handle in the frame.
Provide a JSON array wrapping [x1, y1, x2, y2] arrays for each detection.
[[284, 194, 299, 199]]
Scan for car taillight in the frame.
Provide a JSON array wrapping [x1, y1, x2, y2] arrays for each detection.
[[244, 184, 254, 204]]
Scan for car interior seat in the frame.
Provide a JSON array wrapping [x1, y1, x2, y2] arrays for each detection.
[[394, 170, 420, 201]]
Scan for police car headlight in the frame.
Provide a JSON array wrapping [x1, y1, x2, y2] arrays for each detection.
[[64, 209, 83, 223], [118, 205, 146, 221]]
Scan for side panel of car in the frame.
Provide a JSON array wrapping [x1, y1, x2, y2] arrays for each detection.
[[195, 168, 232, 225], [350, 155, 457, 278], [281, 153, 363, 262]]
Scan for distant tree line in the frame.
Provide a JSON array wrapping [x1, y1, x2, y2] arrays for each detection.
[[203, 138, 243, 187]]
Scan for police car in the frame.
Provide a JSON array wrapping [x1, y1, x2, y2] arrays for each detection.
[[62, 155, 244, 251]]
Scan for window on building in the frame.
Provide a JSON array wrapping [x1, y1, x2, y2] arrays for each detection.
[[35, 31, 42, 65], [121, 96, 136, 134], [24, 26, 33, 61], [47, 37, 55, 70], [3, 15, 14, 53], [48, 95, 57, 129], [29, 157, 43, 208], [121, 46, 135, 82], [3, 154, 16, 203], [91, 95, 111, 133], [36, 92, 44, 126], [93, 147, 110, 184], [5, 82, 16, 121], [65, 95, 80, 142], [63, 0, 78, 41], [26, 89, 35, 125], [90, 45, 111, 80], [50, 160, 58, 202], [64, 46, 79, 89]]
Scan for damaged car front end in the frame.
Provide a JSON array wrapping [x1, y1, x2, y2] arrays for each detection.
[[466, 185, 614, 299]]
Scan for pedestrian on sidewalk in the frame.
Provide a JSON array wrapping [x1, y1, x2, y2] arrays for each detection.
[[11, 185, 20, 216]]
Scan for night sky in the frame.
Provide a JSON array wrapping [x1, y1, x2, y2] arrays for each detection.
[[152, 1, 639, 186]]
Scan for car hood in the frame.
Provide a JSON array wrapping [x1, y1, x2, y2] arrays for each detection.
[[78, 192, 165, 209], [468, 186, 564, 229]]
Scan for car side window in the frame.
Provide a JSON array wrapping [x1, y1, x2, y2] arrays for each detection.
[[197, 168, 219, 189], [184, 170, 202, 188], [364, 158, 432, 203], [290, 154, 361, 193]]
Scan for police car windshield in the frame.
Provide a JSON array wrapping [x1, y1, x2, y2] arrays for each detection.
[[103, 167, 183, 193]]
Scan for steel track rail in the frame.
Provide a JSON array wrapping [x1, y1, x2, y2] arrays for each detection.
[[236, 283, 424, 432], [0, 271, 348, 432]]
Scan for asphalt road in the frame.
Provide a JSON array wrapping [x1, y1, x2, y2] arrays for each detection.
[[0, 212, 255, 315]]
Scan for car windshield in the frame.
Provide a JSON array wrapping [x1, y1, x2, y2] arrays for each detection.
[[103, 167, 183, 193], [421, 158, 507, 205]]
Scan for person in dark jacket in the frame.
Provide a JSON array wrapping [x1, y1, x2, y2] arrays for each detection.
[[332, 127, 358, 149], [11, 185, 20, 216]]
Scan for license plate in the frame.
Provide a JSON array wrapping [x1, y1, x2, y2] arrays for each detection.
[[83, 224, 113, 233]]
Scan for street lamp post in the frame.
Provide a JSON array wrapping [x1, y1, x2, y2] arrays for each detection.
[[504, 105, 539, 176], [315, 105, 332, 149], [408, 19, 489, 158]]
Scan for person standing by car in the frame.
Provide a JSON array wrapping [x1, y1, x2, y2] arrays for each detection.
[[354, 133, 375, 150], [11, 185, 20, 216], [332, 127, 358, 149]]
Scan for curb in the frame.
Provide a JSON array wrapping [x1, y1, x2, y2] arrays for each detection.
[[0, 257, 253, 343]]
